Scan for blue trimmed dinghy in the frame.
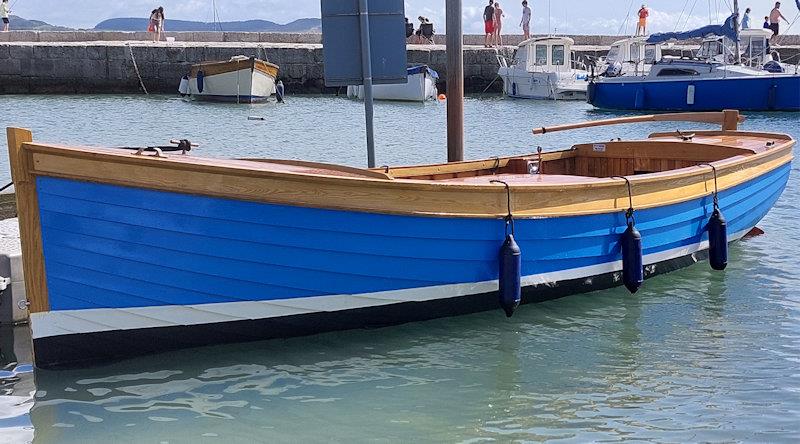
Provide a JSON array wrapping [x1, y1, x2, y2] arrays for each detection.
[[347, 65, 439, 102], [6, 110, 794, 368]]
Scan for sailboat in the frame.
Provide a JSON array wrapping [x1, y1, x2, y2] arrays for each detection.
[[588, 5, 800, 111]]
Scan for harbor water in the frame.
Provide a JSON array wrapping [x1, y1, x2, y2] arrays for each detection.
[[1, 95, 799, 443]]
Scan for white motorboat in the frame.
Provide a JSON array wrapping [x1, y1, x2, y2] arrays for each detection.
[[178, 56, 280, 103], [347, 65, 439, 102], [698, 28, 798, 74], [595, 36, 663, 77], [497, 36, 590, 100]]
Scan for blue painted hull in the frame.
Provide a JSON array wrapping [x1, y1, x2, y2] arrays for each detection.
[[28, 156, 790, 370], [588, 75, 800, 111]]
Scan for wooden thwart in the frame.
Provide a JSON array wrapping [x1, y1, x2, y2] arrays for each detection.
[[532, 110, 746, 135]]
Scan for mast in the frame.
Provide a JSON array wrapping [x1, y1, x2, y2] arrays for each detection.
[[733, 0, 741, 64], [446, 0, 464, 162]]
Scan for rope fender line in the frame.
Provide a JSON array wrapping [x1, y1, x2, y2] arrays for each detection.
[[490, 180, 515, 236], [611, 175, 636, 225], [127, 43, 149, 95]]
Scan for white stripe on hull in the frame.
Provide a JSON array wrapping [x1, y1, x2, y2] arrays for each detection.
[[30, 228, 749, 340]]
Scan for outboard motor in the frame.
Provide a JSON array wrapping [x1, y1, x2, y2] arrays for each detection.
[[178, 75, 189, 96], [604, 61, 622, 77], [763, 61, 785, 73], [276, 80, 285, 103]]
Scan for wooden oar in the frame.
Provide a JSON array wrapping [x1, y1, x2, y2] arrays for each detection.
[[532, 110, 745, 135]]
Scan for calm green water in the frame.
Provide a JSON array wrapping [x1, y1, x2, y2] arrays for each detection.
[[1, 95, 799, 443]]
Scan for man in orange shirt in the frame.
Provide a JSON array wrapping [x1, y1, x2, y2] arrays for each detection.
[[769, 2, 789, 36], [636, 4, 649, 36]]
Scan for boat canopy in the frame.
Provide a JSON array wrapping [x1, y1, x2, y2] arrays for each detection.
[[408, 65, 439, 79], [647, 14, 737, 44], [513, 36, 577, 73]]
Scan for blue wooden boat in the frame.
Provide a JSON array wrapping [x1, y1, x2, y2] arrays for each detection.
[[6, 111, 794, 368], [588, 13, 800, 112]]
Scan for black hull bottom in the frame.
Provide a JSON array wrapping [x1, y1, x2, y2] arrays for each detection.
[[33, 250, 708, 369]]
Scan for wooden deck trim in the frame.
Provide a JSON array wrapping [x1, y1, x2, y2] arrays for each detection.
[[189, 58, 278, 79], [20, 134, 794, 219], [238, 158, 393, 180], [7, 128, 49, 314], [381, 150, 576, 178]]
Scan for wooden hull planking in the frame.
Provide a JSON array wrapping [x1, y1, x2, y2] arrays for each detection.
[[6, 116, 794, 368]]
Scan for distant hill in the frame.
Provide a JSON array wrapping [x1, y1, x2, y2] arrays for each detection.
[[94, 18, 322, 33], [7, 16, 72, 31]]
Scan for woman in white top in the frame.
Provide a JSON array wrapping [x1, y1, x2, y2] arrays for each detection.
[[149, 6, 165, 42], [2, 0, 11, 33]]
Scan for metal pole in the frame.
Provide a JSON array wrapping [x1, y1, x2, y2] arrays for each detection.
[[358, 0, 376, 168], [446, 0, 464, 162], [733, 0, 742, 65]]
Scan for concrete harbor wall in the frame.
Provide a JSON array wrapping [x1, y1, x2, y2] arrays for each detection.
[[0, 31, 798, 95]]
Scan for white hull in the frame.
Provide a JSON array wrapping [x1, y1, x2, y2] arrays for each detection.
[[347, 72, 438, 102], [187, 68, 276, 103], [499, 68, 588, 100]]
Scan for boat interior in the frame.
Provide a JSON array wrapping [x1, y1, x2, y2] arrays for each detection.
[[379, 131, 780, 184], [126, 111, 790, 186], [233, 130, 785, 185]]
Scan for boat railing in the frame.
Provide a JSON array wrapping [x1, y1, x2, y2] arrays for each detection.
[[532, 110, 745, 135]]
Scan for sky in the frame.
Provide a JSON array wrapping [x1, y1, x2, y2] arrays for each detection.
[[10, 0, 800, 34]]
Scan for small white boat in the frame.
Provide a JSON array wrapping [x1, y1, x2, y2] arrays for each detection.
[[178, 56, 280, 103], [497, 36, 590, 100], [347, 65, 439, 102]]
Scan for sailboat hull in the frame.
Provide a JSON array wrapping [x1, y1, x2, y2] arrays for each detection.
[[589, 75, 800, 111]]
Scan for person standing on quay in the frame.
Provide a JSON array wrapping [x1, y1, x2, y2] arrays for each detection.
[[1, 0, 11, 32], [149, 6, 165, 42], [636, 4, 649, 36], [483, 0, 495, 47], [520, 0, 532, 41], [494, 2, 505, 46], [769, 2, 788, 36]]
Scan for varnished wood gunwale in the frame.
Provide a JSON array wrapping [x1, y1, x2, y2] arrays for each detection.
[[18, 133, 794, 219], [189, 58, 279, 79], [532, 110, 746, 134], [7, 128, 49, 313]]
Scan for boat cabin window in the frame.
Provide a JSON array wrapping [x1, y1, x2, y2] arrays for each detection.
[[551, 45, 565, 65], [698, 41, 722, 59], [657, 68, 700, 76], [534, 45, 548, 65], [607, 45, 620, 63], [644, 45, 659, 64], [630, 44, 640, 62]]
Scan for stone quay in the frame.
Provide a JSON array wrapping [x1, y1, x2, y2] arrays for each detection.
[[0, 31, 798, 95]]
